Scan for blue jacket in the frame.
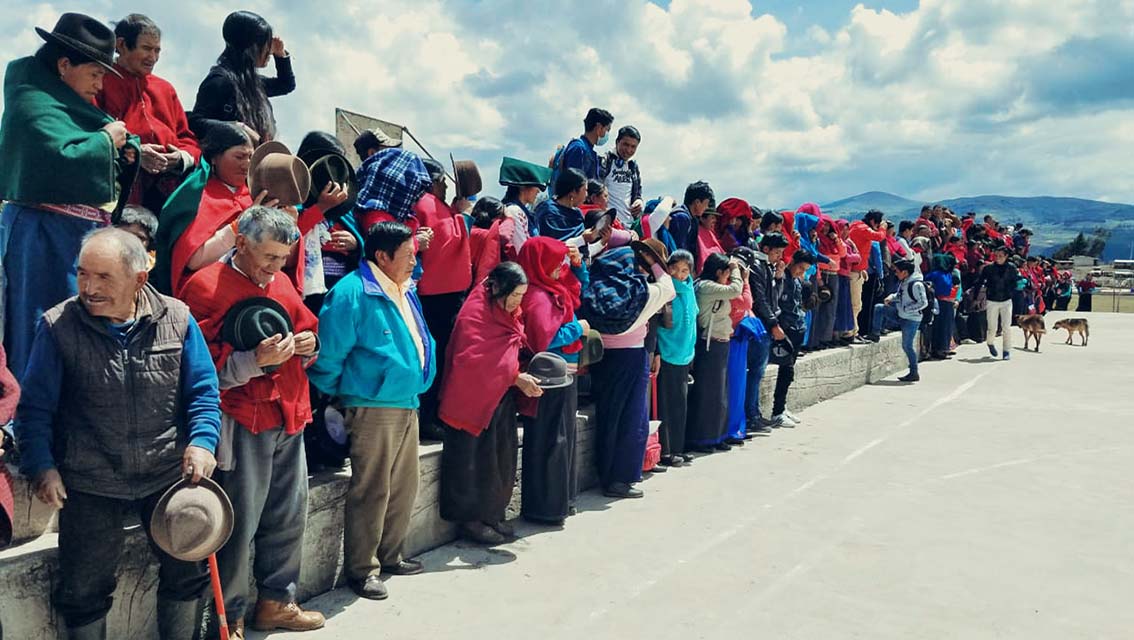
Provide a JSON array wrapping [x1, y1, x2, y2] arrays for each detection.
[[656, 275, 699, 365], [560, 136, 600, 180], [308, 264, 437, 408], [536, 199, 585, 241]]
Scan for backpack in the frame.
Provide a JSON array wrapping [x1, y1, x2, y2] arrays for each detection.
[[579, 247, 650, 335], [907, 279, 939, 323]]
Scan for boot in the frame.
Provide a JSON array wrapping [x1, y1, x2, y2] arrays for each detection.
[[156, 598, 202, 640], [251, 599, 325, 632], [67, 618, 107, 640]]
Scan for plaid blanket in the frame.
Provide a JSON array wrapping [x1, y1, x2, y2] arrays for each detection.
[[580, 247, 649, 335], [356, 148, 432, 222]]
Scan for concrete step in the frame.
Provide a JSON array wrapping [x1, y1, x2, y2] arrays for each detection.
[[0, 336, 904, 638]]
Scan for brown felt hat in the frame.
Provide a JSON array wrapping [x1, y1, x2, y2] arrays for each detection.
[[248, 141, 312, 207], [450, 155, 483, 199], [150, 476, 234, 562]]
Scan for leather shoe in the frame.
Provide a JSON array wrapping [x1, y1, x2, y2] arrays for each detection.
[[251, 599, 326, 631], [714, 442, 732, 451], [461, 522, 507, 545], [724, 437, 745, 446], [659, 455, 684, 467], [648, 464, 667, 473], [603, 482, 644, 499], [349, 575, 389, 600], [383, 559, 424, 576]]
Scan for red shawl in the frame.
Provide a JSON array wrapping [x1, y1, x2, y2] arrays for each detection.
[[171, 176, 253, 295], [695, 223, 725, 273], [517, 237, 580, 326], [781, 210, 799, 266], [179, 261, 318, 435], [469, 222, 503, 286], [885, 233, 907, 259], [0, 345, 18, 543], [438, 283, 525, 436], [413, 193, 471, 296]]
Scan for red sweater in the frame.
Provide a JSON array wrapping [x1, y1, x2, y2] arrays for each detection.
[[96, 66, 201, 205], [180, 261, 318, 436], [414, 193, 472, 296]]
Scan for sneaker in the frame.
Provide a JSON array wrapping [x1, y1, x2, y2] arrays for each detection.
[[770, 414, 798, 428], [865, 334, 880, 343], [988, 344, 998, 357], [1003, 351, 1011, 361], [783, 410, 802, 424]]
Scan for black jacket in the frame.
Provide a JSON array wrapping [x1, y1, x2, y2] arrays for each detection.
[[188, 55, 296, 141], [750, 251, 782, 329], [978, 261, 1019, 302]]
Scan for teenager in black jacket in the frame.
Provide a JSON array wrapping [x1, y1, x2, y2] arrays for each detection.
[[976, 245, 1018, 359]]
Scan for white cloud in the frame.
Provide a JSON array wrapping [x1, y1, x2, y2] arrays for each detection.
[[1, 0, 1132, 211]]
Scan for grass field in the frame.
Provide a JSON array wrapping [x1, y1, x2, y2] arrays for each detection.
[[1069, 293, 1134, 313]]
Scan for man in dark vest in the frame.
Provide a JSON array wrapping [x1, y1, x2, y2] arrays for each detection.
[[15, 228, 222, 640]]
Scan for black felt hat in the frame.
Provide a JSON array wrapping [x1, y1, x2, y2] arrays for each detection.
[[36, 13, 121, 77], [221, 297, 294, 353], [528, 352, 573, 389]]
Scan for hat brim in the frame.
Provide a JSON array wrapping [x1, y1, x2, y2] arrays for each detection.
[[149, 476, 234, 562], [630, 240, 666, 268], [36, 27, 122, 78], [221, 296, 295, 351], [536, 373, 575, 390]]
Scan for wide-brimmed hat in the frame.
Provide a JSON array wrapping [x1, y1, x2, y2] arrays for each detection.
[[150, 476, 234, 562], [36, 13, 121, 77], [221, 296, 294, 352], [297, 133, 357, 217], [769, 336, 795, 365], [578, 329, 605, 368], [584, 208, 616, 235], [499, 156, 552, 188], [528, 352, 573, 389], [450, 155, 483, 199], [631, 238, 669, 269], [249, 141, 312, 207]]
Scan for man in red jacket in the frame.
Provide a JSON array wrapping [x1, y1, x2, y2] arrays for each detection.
[[414, 158, 473, 441], [847, 209, 887, 340], [96, 14, 200, 212]]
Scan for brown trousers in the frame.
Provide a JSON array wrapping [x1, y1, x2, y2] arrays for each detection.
[[343, 407, 419, 580]]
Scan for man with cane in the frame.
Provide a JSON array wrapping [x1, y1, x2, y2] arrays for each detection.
[[15, 228, 222, 639]]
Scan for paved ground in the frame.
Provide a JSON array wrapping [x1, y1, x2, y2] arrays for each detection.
[[251, 312, 1134, 640]]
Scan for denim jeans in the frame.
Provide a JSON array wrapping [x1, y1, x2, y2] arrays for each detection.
[[873, 304, 921, 372], [745, 333, 771, 420]]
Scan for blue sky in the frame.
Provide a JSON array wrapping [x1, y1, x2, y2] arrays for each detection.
[[3, 0, 1132, 210]]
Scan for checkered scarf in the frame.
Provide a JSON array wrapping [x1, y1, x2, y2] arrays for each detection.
[[356, 148, 432, 222]]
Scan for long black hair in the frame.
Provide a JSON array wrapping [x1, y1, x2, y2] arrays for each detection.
[[698, 252, 730, 281], [471, 196, 505, 230], [200, 122, 251, 165], [216, 11, 275, 141], [486, 262, 527, 302]]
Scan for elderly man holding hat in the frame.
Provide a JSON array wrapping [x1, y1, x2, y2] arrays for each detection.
[[15, 228, 221, 640], [179, 206, 323, 637]]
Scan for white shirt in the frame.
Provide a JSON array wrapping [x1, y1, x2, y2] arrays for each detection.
[[604, 156, 635, 227]]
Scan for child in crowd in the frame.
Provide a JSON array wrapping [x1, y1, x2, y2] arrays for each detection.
[[771, 250, 817, 427], [655, 250, 698, 467], [867, 259, 928, 382], [686, 252, 744, 452]]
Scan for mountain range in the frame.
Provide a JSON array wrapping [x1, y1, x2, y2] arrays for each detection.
[[818, 191, 1134, 261]]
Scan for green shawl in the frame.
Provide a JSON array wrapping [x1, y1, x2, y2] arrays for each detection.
[[0, 56, 139, 206], [151, 161, 211, 295]]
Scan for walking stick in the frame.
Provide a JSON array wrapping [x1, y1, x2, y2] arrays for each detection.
[[209, 553, 230, 640]]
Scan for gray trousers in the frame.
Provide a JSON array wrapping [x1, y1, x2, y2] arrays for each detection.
[[214, 424, 309, 621]]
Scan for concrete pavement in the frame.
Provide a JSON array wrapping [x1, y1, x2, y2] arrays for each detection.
[[250, 312, 1134, 640]]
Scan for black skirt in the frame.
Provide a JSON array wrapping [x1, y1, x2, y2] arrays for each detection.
[[520, 379, 578, 522], [440, 393, 519, 524], [685, 338, 730, 447]]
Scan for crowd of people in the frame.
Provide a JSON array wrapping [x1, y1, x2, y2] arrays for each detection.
[[0, 11, 1078, 640]]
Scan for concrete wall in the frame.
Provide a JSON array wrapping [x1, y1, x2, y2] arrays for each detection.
[[0, 336, 904, 638]]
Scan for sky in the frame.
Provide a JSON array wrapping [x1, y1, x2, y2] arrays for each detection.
[[3, 0, 1133, 210]]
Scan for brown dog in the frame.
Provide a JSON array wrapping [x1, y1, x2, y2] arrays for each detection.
[[1015, 314, 1046, 352], [1053, 318, 1090, 346]]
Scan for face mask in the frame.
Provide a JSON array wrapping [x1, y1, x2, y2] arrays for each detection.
[[597, 134, 609, 146]]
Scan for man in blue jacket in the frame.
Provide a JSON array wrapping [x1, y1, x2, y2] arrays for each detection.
[[308, 221, 437, 601], [16, 228, 221, 639]]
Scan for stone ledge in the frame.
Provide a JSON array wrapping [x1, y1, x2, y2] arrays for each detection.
[[0, 335, 904, 638]]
